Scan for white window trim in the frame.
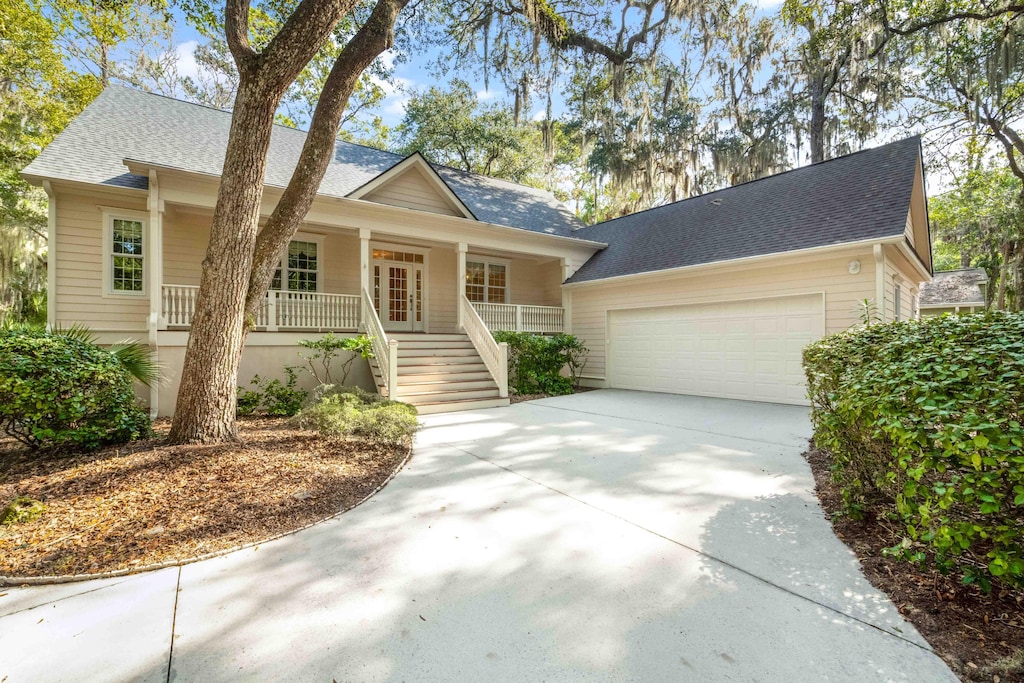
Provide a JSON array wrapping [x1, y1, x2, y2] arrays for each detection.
[[272, 232, 325, 293], [466, 255, 511, 304], [893, 282, 902, 321], [101, 208, 148, 298]]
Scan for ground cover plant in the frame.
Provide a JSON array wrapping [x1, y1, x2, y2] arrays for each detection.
[[803, 312, 1024, 592], [493, 332, 589, 396], [294, 386, 418, 446]]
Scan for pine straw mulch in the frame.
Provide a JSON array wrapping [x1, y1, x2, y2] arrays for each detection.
[[805, 446, 1024, 683], [0, 418, 410, 580]]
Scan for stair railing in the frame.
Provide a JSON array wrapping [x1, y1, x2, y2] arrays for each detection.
[[460, 294, 509, 398], [361, 287, 399, 399]]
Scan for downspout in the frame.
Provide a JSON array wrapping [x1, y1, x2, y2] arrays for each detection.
[[43, 181, 57, 330], [873, 243, 886, 322]]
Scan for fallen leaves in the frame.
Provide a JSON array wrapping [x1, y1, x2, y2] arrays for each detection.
[[0, 418, 409, 578]]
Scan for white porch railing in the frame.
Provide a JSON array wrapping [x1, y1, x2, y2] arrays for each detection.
[[361, 287, 398, 399], [461, 295, 509, 398], [471, 302, 564, 334], [161, 285, 361, 331]]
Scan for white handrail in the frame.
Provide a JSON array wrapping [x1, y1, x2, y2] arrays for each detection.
[[461, 294, 508, 398], [161, 285, 359, 331], [471, 302, 564, 334], [361, 287, 398, 399]]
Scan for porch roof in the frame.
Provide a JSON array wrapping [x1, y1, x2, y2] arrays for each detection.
[[22, 85, 587, 239]]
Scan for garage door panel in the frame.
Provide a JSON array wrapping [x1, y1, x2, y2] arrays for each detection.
[[607, 295, 823, 405]]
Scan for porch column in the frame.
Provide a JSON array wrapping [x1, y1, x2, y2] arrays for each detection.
[[359, 228, 371, 293], [147, 170, 164, 419], [457, 242, 467, 331], [561, 257, 573, 334]]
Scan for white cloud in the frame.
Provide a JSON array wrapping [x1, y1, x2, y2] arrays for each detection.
[[476, 89, 497, 101], [754, 0, 785, 8], [531, 109, 546, 122], [174, 40, 201, 82]]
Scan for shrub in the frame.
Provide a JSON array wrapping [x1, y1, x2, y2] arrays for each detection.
[[492, 331, 589, 396], [803, 312, 1024, 591], [296, 333, 374, 385], [237, 367, 307, 417], [0, 327, 151, 450], [294, 385, 418, 445]]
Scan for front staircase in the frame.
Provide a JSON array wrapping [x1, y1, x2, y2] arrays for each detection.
[[369, 333, 510, 414]]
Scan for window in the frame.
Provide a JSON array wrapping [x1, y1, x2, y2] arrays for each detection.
[[466, 260, 507, 303], [894, 283, 902, 321], [271, 239, 320, 292], [103, 210, 147, 296]]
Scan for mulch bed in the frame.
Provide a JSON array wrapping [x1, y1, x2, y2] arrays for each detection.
[[0, 418, 410, 579], [805, 446, 1024, 682]]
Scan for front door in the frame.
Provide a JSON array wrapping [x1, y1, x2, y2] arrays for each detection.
[[374, 259, 425, 332]]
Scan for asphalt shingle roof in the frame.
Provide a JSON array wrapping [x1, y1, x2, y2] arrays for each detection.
[[22, 86, 585, 238], [919, 268, 988, 307], [566, 136, 924, 284]]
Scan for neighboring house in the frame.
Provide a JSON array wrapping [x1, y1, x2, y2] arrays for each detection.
[[919, 268, 988, 316], [22, 86, 933, 413]]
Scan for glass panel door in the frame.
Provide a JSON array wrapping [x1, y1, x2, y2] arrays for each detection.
[[372, 253, 426, 332]]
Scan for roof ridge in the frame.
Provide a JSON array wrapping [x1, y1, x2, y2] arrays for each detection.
[[579, 135, 922, 233]]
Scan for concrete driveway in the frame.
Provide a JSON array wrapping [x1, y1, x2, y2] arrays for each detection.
[[0, 391, 954, 682]]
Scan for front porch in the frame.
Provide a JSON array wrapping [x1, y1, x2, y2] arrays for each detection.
[[160, 285, 565, 335]]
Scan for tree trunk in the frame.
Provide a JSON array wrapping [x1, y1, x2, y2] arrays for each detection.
[[168, 76, 279, 443], [809, 75, 826, 164]]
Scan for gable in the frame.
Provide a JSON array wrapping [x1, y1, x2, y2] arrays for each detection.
[[361, 165, 465, 217]]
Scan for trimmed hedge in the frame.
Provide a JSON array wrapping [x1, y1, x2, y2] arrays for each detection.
[[0, 328, 151, 450], [492, 332, 588, 396], [803, 312, 1024, 590], [294, 386, 418, 445]]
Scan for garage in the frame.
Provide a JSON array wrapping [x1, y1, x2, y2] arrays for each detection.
[[606, 294, 824, 405]]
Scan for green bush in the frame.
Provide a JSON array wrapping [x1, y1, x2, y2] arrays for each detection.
[[803, 312, 1024, 591], [296, 333, 374, 385], [294, 385, 419, 445], [237, 367, 307, 417], [492, 332, 589, 396], [0, 327, 151, 450]]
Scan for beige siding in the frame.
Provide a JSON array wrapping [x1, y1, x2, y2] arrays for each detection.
[[882, 245, 927, 322], [163, 209, 209, 286], [569, 249, 876, 382], [54, 190, 148, 332], [363, 167, 462, 217], [428, 247, 458, 332], [904, 210, 915, 247], [508, 257, 563, 307]]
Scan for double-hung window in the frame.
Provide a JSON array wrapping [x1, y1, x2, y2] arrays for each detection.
[[271, 238, 321, 292], [465, 259, 507, 303], [103, 210, 147, 296]]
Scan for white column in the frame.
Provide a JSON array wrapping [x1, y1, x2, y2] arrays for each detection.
[[42, 181, 56, 330], [457, 242, 467, 331], [147, 170, 163, 419], [561, 257, 573, 334], [359, 228, 371, 294]]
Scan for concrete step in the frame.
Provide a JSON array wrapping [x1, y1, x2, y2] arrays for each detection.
[[401, 387, 501, 405], [401, 379, 498, 393], [397, 339, 476, 350], [397, 347, 479, 358], [413, 397, 510, 414], [398, 370, 494, 383], [390, 333, 468, 342], [396, 356, 486, 368]]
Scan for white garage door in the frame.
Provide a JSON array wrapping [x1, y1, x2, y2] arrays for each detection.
[[607, 294, 824, 405]]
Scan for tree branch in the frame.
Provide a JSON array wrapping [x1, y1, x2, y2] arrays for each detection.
[[244, 0, 410, 321]]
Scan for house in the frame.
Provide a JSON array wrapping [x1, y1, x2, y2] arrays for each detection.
[[919, 268, 988, 315], [21, 86, 933, 414]]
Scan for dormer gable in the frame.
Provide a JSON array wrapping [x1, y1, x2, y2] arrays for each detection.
[[347, 153, 476, 219]]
